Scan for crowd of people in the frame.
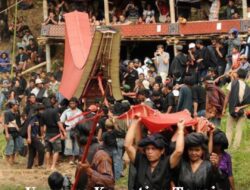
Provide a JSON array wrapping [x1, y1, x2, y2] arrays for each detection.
[[0, 1, 250, 189], [0, 25, 249, 190], [44, 0, 245, 26]]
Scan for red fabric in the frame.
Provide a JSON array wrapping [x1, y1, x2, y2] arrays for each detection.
[[59, 11, 92, 99], [117, 105, 197, 133]]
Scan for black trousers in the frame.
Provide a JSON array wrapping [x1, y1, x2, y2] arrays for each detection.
[[27, 138, 45, 169]]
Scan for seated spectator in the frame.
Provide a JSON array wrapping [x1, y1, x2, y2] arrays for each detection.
[[43, 11, 58, 25], [155, 0, 170, 23], [223, 0, 239, 20], [17, 29, 34, 49], [117, 15, 131, 25], [143, 4, 155, 24], [15, 47, 29, 71], [26, 39, 38, 64], [111, 15, 118, 25], [0, 52, 10, 72], [239, 54, 250, 74], [124, 1, 139, 23]]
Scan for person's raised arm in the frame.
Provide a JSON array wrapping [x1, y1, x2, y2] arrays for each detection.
[[124, 118, 141, 163], [170, 120, 185, 169]]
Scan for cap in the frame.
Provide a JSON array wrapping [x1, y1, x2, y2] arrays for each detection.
[[138, 133, 166, 149], [188, 43, 196, 49], [35, 78, 43, 84], [173, 90, 179, 97]]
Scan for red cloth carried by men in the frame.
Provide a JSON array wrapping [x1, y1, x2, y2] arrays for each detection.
[[246, 110, 250, 119], [117, 105, 197, 133]]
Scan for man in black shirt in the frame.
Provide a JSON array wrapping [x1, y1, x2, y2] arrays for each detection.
[[192, 82, 206, 117], [123, 61, 139, 91], [4, 100, 22, 165], [40, 107, 66, 170], [162, 83, 175, 113]]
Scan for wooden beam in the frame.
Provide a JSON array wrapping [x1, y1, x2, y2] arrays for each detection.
[[21, 62, 47, 76], [46, 44, 51, 72], [43, 0, 48, 20], [242, 0, 248, 19], [104, 0, 110, 25], [169, 0, 176, 24]]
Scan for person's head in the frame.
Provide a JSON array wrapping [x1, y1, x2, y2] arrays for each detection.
[[207, 67, 217, 78], [137, 89, 147, 102], [69, 97, 78, 110], [162, 83, 173, 95], [28, 93, 36, 104], [240, 54, 248, 64], [232, 46, 239, 54], [8, 100, 19, 112], [112, 15, 118, 23], [49, 74, 56, 82], [29, 79, 35, 88], [152, 82, 161, 92], [183, 76, 194, 86], [237, 68, 248, 79], [213, 129, 228, 154], [133, 59, 140, 68], [18, 47, 24, 54], [188, 43, 196, 52], [0, 52, 8, 59], [151, 90, 161, 101], [40, 71, 46, 79], [49, 11, 55, 18], [48, 171, 64, 190], [35, 78, 43, 88], [29, 39, 34, 45], [138, 134, 166, 162], [146, 4, 152, 10], [195, 40, 204, 49], [75, 122, 92, 146], [211, 37, 217, 46], [119, 15, 126, 23], [127, 60, 134, 70], [139, 73, 145, 80], [185, 133, 208, 162], [157, 44, 164, 54], [228, 0, 234, 6]]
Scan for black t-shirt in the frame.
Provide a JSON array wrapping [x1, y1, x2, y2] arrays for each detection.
[[215, 47, 227, 67], [192, 84, 206, 112], [162, 92, 175, 113], [40, 108, 60, 137], [4, 110, 21, 134], [124, 69, 138, 91], [97, 115, 108, 134], [134, 152, 171, 190]]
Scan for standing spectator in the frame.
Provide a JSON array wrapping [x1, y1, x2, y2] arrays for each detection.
[[162, 83, 175, 113], [31, 78, 48, 103], [3, 100, 22, 165], [192, 81, 206, 117], [176, 76, 193, 114], [170, 45, 188, 78], [123, 60, 138, 91], [155, 0, 170, 23], [205, 76, 225, 127], [224, 28, 241, 72], [224, 69, 250, 148], [40, 106, 67, 170], [26, 39, 38, 64], [18, 29, 34, 49], [223, 0, 239, 20], [215, 39, 227, 76], [143, 4, 155, 24], [27, 104, 45, 169], [60, 97, 83, 164], [154, 44, 170, 83]]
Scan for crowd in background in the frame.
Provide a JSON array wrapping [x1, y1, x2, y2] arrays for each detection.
[[44, 0, 245, 26]]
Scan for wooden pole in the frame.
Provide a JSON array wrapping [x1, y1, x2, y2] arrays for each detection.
[[169, 0, 177, 56], [10, 0, 18, 79], [242, 0, 248, 19], [46, 44, 51, 72], [43, 0, 48, 20], [169, 0, 176, 24], [104, 0, 110, 25]]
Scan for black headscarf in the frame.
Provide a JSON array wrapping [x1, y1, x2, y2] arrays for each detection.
[[185, 132, 207, 148], [213, 129, 229, 150]]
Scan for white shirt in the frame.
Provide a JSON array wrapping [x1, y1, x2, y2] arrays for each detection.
[[60, 108, 83, 130]]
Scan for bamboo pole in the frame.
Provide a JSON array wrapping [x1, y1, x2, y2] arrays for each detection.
[[10, 0, 18, 79], [169, 0, 176, 23], [43, 0, 48, 20], [104, 0, 110, 25], [21, 62, 46, 76], [242, 0, 248, 19]]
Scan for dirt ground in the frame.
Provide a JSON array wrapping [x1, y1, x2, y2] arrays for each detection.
[[0, 155, 76, 190]]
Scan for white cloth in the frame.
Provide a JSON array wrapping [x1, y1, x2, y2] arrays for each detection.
[[60, 108, 83, 130]]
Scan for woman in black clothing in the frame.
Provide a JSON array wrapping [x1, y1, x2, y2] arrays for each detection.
[[174, 132, 223, 190], [124, 119, 185, 190]]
